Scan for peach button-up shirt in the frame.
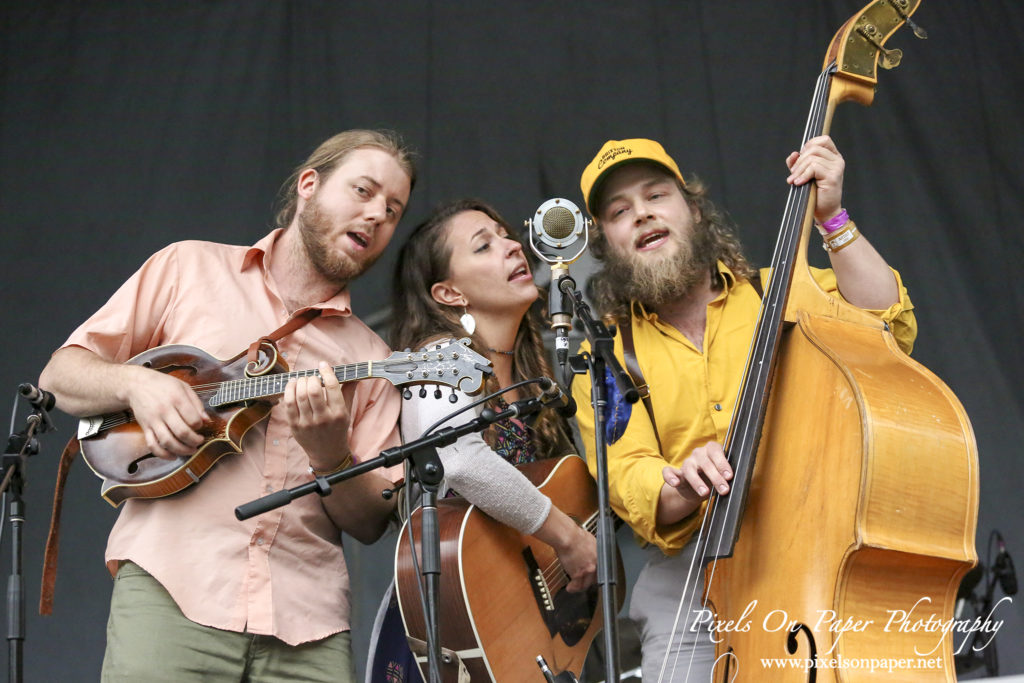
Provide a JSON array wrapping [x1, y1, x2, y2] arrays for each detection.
[[62, 229, 401, 645]]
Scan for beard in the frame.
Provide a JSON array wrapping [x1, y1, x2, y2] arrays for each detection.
[[297, 194, 379, 287], [601, 218, 716, 310]]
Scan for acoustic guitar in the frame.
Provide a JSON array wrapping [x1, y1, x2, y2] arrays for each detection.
[[77, 338, 489, 506], [395, 454, 624, 682]]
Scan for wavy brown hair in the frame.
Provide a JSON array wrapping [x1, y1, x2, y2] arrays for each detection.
[[391, 198, 568, 456], [588, 168, 756, 323]]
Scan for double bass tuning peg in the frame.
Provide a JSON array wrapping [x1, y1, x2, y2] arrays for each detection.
[[906, 17, 927, 40], [888, 1, 928, 40]]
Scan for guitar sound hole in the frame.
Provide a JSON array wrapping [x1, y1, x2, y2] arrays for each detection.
[[127, 454, 156, 474]]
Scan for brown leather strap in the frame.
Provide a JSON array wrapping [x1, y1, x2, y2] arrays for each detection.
[[620, 317, 663, 452], [246, 308, 322, 365], [39, 435, 81, 616], [750, 271, 764, 297]]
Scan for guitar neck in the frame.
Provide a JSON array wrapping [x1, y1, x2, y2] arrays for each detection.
[[209, 362, 373, 406]]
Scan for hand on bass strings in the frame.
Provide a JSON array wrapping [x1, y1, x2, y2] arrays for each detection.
[[659, 441, 733, 524], [786, 134, 845, 223]]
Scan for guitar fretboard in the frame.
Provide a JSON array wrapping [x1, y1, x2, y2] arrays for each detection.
[[209, 363, 372, 407]]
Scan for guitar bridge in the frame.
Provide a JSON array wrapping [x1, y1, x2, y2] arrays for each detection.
[[523, 547, 555, 613], [521, 545, 597, 647]]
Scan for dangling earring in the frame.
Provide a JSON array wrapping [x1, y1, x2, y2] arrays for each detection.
[[459, 308, 476, 335]]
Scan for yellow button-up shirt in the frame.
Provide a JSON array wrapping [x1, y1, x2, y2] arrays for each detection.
[[571, 262, 916, 554]]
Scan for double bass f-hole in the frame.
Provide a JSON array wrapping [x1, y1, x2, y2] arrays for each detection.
[[785, 624, 817, 683]]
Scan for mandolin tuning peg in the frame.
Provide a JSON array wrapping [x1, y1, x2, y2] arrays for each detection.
[[403, 388, 412, 400], [434, 386, 442, 400], [418, 386, 427, 399], [449, 388, 458, 404]]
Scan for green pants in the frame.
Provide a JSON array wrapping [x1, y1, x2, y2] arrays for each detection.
[[102, 561, 354, 682]]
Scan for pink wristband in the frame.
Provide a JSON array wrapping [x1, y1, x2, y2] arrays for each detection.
[[818, 208, 850, 233]]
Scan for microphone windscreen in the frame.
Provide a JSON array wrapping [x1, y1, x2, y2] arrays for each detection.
[[542, 206, 576, 240]]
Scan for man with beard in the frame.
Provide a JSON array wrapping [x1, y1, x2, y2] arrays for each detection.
[[570, 137, 916, 681], [39, 129, 416, 682]]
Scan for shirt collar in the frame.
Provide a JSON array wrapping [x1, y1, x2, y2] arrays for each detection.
[[240, 228, 353, 317]]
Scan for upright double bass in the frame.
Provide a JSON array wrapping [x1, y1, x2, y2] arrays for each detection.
[[684, 2, 979, 680]]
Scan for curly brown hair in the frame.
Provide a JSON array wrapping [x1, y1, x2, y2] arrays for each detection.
[[588, 169, 756, 323], [391, 198, 569, 457]]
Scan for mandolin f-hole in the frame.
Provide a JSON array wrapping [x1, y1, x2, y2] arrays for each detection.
[[127, 454, 156, 474]]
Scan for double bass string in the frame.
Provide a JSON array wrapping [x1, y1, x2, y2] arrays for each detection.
[[657, 63, 837, 682]]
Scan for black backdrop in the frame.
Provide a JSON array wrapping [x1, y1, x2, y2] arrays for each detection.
[[2, 1, 1022, 679]]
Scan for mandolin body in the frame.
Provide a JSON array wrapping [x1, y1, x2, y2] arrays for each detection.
[[79, 344, 285, 506]]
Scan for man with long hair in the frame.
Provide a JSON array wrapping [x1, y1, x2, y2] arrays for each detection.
[[40, 129, 416, 682], [571, 137, 916, 680]]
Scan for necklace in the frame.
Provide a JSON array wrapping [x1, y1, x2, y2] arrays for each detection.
[[488, 348, 514, 356]]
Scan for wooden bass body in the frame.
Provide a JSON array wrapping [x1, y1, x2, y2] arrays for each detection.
[[707, 312, 978, 681]]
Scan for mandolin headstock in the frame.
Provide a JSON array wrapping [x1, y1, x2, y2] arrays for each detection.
[[373, 338, 492, 394]]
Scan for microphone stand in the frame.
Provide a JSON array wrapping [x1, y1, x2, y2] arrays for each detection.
[[561, 275, 638, 683], [235, 395, 554, 683], [2, 405, 53, 683]]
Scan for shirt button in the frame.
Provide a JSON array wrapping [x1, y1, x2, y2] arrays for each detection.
[[273, 439, 280, 446], [265, 485, 274, 493], [714, 403, 722, 411], [256, 537, 265, 546]]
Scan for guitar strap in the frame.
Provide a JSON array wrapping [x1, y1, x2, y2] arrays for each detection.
[[39, 307, 324, 616], [620, 272, 763, 456], [619, 320, 662, 453], [39, 436, 80, 615]]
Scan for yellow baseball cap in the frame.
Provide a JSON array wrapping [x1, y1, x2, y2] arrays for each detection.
[[579, 138, 685, 215]]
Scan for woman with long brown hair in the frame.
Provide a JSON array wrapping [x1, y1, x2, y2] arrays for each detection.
[[367, 198, 597, 682]]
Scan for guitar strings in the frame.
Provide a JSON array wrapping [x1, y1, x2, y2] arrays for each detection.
[[536, 512, 600, 589]]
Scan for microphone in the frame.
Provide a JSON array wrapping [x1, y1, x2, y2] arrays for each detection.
[[538, 377, 577, 418], [994, 537, 1018, 596], [19, 382, 56, 412], [525, 198, 591, 373], [955, 563, 984, 618]]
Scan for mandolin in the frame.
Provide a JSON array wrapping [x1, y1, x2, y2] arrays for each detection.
[[77, 337, 490, 506]]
